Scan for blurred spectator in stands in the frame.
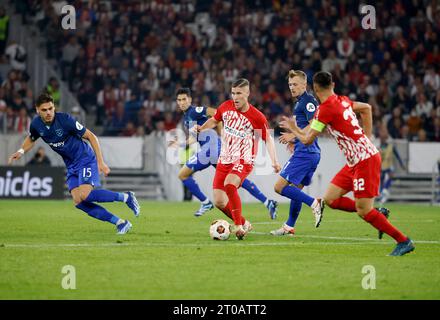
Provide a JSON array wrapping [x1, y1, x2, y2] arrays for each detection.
[[61, 36, 80, 80], [104, 101, 127, 136], [431, 117, 440, 142], [27, 147, 51, 166], [423, 67, 440, 92], [414, 93, 434, 117], [0, 92, 5, 132], [416, 129, 428, 142], [71, 105, 86, 125], [10, 93, 28, 113], [5, 41, 26, 71], [96, 82, 116, 126], [120, 121, 136, 137], [14, 106, 31, 134], [407, 109, 423, 139], [337, 32, 354, 59], [46, 77, 61, 107], [387, 107, 404, 138], [163, 112, 177, 131], [5, 106, 15, 133], [0, 6, 9, 56], [125, 92, 141, 123]]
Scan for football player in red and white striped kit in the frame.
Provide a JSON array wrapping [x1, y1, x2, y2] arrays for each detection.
[[280, 71, 414, 256], [195, 78, 281, 240]]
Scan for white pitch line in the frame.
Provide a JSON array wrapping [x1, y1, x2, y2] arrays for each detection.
[[1, 241, 391, 248], [2, 235, 439, 249]]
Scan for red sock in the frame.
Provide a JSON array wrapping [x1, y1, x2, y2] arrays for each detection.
[[328, 197, 357, 212], [220, 202, 233, 220], [224, 184, 245, 225], [363, 209, 408, 243]]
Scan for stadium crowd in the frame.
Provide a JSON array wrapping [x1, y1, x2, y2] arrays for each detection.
[[1, 0, 440, 142]]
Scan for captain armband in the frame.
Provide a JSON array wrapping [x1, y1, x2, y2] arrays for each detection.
[[310, 119, 326, 132]]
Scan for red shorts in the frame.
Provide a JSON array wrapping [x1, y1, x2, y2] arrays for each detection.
[[213, 162, 254, 190], [331, 153, 381, 198]]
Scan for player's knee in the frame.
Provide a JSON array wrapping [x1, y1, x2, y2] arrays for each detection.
[[355, 203, 370, 218], [213, 198, 227, 209], [72, 195, 82, 206], [79, 190, 91, 202], [274, 183, 283, 194], [178, 167, 191, 181]]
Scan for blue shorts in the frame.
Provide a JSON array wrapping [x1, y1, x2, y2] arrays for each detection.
[[66, 160, 101, 191], [280, 153, 320, 186], [186, 142, 221, 172]]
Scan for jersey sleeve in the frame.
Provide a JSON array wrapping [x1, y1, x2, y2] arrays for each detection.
[[65, 114, 87, 137], [191, 106, 207, 120], [29, 122, 40, 141], [311, 105, 333, 132], [255, 112, 269, 141], [303, 98, 319, 121], [213, 103, 225, 122]]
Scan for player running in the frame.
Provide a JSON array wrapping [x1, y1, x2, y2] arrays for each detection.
[[195, 79, 281, 240], [280, 71, 414, 256], [271, 70, 324, 236], [173, 87, 278, 218], [8, 91, 140, 234]]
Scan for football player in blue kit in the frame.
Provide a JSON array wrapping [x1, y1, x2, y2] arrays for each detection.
[[8, 91, 140, 234], [271, 70, 324, 236], [172, 88, 278, 218]]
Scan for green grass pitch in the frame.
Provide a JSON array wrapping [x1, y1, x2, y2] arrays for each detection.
[[0, 200, 439, 300]]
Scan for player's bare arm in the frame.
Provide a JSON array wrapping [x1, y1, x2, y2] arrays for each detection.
[[8, 136, 36, 164], [265, 131, 281, 173], [279, 116, 320, 146], [82, 129, 110, 176], [194, 117, 219, 133], [352, 101, 373, 138]]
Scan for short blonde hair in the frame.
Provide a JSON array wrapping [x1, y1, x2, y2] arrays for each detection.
[[287, 70, 307, 83]]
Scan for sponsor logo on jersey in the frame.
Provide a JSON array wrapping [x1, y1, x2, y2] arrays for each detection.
[[76, 121, 84, 131], [48, 141, 65, 148], [306, 103, 316, 112]]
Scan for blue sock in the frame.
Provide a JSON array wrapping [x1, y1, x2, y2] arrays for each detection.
[[281, 185, 314, 207], [76, 201, 120, 225], [85, 189, 125, 203], [182, 177, 207, 202], [286, 199, 302, 228], [242, 179, 267, 204], [384, 177, 392, 189]]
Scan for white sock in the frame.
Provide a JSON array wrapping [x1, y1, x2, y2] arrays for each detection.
[[116, 219, 125, 225], [201, 198, 210, 205], [311, 199, 319, 209], [264, 199, 269, 207], [123, 193, 129, 203]]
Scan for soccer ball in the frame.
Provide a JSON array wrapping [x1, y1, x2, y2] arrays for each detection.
[[209, 219, 231, 240]]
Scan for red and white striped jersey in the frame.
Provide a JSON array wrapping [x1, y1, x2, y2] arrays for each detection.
[[314, 94, 378, 167], [213, 100, 269, 165]]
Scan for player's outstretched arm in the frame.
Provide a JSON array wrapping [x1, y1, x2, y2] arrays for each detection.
[[194, 117, 219, 133], [352, 102, 372, 138], [82, 129, 110, 176], [279, 116, 320, 145], [8, 136, 35, 164], [265, 132, 281, 173]]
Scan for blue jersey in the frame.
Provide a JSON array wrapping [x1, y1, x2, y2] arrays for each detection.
[[293, 92, 320, 154], [183, 105, 220, 147], [29, 112, 96, 170]]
